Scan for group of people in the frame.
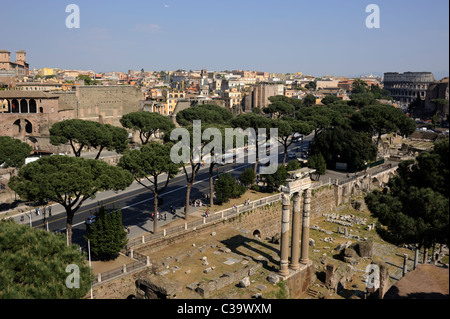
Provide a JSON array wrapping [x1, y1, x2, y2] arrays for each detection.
[[243, 198, 251, 206], [150, 211, 167, 221], [190, 199, 204, 207]]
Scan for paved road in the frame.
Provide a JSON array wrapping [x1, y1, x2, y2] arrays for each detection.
[[10, 134, 315, 247]]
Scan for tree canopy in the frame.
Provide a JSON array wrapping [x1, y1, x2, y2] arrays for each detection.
[[120, 111, 175, 145], [311, 126, 377, 172], [50, 119, 129, 159], [348, 93, 378, 109], [262, 100, 295, 118], [9, 156, 133, 245], [321, 95, 342, 106], [352, 104, 416, 145], [307, 153, 327, 178], [0, 136, 32, 168], [239, 167, 256, 188], [84, 207, 128, 261], [296, 105, 344, 137], [260, 165, 288, 192], [365, 139, 449, 248], [176, 104, 233, 127], [231, 113, 272, 173], [0, 219, 92, 299], [351, 79, 369, 94], [119, 142, 180, 231], [303, 94, 316, 107], [214, 173, 246, 205]]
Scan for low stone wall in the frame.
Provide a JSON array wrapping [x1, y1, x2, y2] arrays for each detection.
[[310, 184, 336, 221], [90, 272, 137, 299], [229, 201, 284, 240], [96, 166, 399, 299], [194, 263, 263, 298]]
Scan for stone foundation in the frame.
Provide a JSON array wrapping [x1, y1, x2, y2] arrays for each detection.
[[284, 263, 315, 299]]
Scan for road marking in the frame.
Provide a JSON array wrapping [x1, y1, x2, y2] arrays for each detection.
[[53, 162, 252, 232]]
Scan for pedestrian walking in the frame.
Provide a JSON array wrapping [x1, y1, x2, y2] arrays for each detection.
[[127, 227, 130, 234]]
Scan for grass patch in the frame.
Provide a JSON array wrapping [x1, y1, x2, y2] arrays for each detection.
[[275, 280, 289, 299]]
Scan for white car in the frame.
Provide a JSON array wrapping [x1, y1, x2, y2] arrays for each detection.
[[288, 152, 296, 158]]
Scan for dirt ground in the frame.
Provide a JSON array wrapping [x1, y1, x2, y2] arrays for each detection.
[[91, 254, 135, 275], [138, 223, 284, 299], [91, 191, 449, 299]]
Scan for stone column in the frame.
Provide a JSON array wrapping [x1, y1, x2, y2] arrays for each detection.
[[402, 254, 408, 277], [279, 193, 290, 277], [300, 189, 311, 265], [414, 246, 419, 270], [290, 192, 301, 271], [423, 247, 428, 264], [377, 262, 389, 299]]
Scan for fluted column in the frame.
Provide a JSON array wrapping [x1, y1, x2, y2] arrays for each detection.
[[300, 189, 311, 265], [279, 193, 290, 276], [290, 192, 301, 270]]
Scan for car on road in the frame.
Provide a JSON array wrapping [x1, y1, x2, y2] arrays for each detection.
[[85, 215, 96, 225], [288, 152, 296, 158]]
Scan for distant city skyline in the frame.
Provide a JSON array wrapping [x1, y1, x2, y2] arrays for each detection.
[[1, 0, 449, 79]]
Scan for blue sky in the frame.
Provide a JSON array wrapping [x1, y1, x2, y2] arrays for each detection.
[[1, 0, 448, 78]]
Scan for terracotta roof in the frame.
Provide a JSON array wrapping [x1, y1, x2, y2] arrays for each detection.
[[0, 91, 59, 99]]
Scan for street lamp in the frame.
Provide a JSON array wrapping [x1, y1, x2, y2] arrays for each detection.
[[88, 239, 93, 299]]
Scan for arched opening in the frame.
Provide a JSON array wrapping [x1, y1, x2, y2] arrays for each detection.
[[24, 119, 33, 134], [2, 99, 11, 113], [29, 99, 37, 113], [13, 119, 21, 134], [39, 106, 44, 113], [253, 229, 261, 239], [11, 99, 19, 113], [20, 99, 28, 113], [372, 177, 381, 188]]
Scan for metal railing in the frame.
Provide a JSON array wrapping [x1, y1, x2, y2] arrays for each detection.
[[91, 192, 284, 286], [91, 167, 399, 286], [125, 192, 284, 250], [336, 163, 398, 186]]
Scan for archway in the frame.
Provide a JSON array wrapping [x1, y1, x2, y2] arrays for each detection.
[[11, 99, 19, 113], [20, 99, 28, 113], [25, 119, 33, 134], [372, 177, 381, 188], [253, 229, 261, 239], [13, 119, 21, 134], [2, 99, 11, 113], [29, 99, 37, 113]]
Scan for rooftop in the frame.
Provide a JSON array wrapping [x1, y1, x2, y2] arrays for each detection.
[[0, 91, 59, 99]]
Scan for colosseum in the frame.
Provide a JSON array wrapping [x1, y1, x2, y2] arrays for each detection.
[[383, 72, 435, 104]]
